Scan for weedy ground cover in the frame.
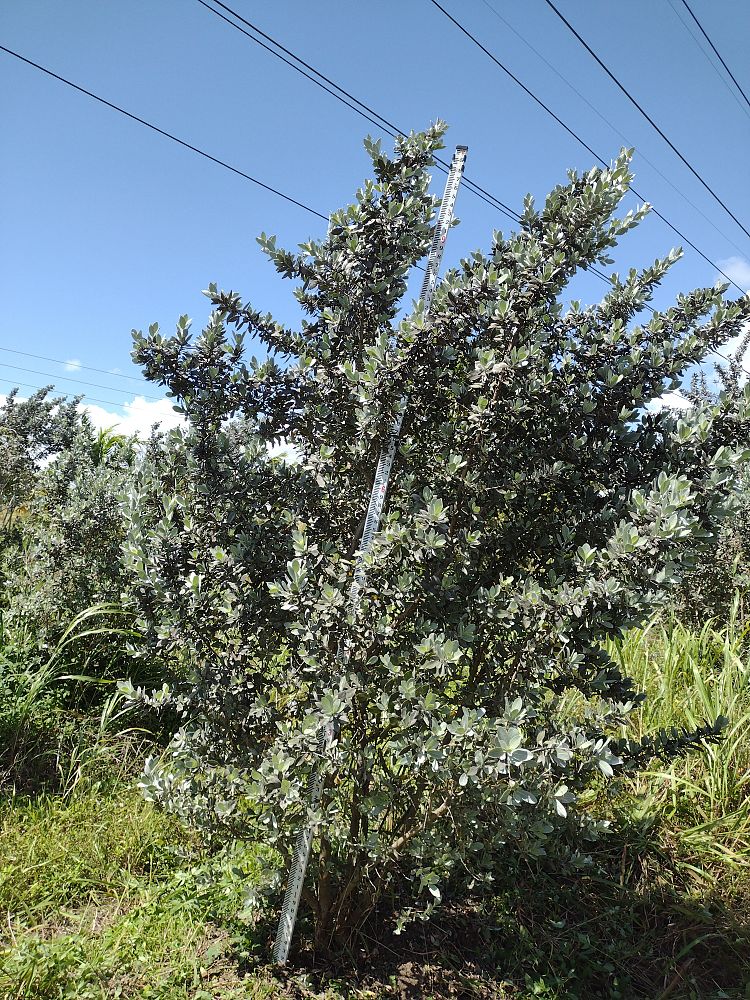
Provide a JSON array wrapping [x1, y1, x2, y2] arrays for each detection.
[[0, 604, 141, 795], [612, 612, 750, 873], [0, 782, 279, 999], [1, 615, 749, 999]]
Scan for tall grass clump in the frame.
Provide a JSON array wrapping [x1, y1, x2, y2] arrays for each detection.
[[611, 608, 750, 874], [0, 603, 147, 793]]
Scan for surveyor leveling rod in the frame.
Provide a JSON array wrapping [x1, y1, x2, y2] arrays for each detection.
[[272, 145, 468, 965]]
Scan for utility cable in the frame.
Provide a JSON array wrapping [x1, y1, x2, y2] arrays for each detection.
[[0, 346, 156, 388], [194, 0, 394, 143], [0, 360, 164, 400], [668, 0, 750, 121], [542, 0, 750, 242], [195, 0, 520, 223], [679, 0, 750, 114], [0, 44, 328, 223], [201, 0, 744, 309], [199, 0, 749, 287], [428, 0, 747, 298], [479, 0, 747, 257], [2, 31, 746, 380], [0, 34, 513, 259], [9, 13, 737, 311], [0, 376, 143, 410]]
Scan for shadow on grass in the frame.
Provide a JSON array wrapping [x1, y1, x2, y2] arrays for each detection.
[[241, 820, 750, 1000]]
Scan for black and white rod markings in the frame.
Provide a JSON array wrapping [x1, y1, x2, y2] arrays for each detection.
[[272, 145, 469, 964]]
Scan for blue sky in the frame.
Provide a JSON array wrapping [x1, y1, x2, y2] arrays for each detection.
[[1, 0, 748, 435]]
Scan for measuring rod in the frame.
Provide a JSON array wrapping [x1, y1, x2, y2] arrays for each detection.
[[273, 145, 468, 964]]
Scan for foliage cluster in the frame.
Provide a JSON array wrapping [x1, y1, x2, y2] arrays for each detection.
[[672, 341, 750, 622], [122, 125, 750, 946], [0, 389, 133, 652], [0, 390, 139, 789], [2, 424, 134, 650], [0, 387, 81, 540]]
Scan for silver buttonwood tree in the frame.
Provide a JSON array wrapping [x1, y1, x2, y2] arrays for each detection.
[[124, 124, 750, 949]]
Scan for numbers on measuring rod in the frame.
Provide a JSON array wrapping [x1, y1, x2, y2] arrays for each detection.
[[272, 145, 467, 965]]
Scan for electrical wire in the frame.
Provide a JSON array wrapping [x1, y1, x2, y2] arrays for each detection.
[[194, 0, 392, 140], [479, 0, 747, 257], [0, 346, 155, 386], [427, 0, 748, 298], [199, 0, 749, 358], [679, 0, 750, 114], [2, 26, 747, 384], [0, 360, 164, 400], [8, 15, 740, 308], [0, 376, 143, 409], [667, 0, 750, 121], [194, 0, 520, 223], [199, 0, 749, 296], [0, 44, 328, 223], [542, 0, 750, 242]]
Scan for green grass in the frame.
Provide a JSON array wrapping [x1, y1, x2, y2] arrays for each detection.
[[0, 781, 278, 999], [1, 613, 749, 999], [611, 611, 750, 875], [0, 785, 182, 922], [0, 604, 144, 795]]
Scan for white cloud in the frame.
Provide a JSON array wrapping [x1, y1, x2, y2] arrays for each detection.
[[64, 359, 82, 372], [711, 257, 750, 377], [646, 390, 692, 413], [4, 388, 298, 461], [0, 388, 182, 440], [82, 398, 299, 461], [718, 256, 750, 292], [82, 396, 185, 439], [267, 438, 300, 463]]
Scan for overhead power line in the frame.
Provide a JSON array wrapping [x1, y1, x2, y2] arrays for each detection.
[[195, 0, 520, 223], [428, 0, 747, 298], [2, 31, 744, 405], [0, 360, 164, 401], [201, 0, 747, 297], [5, 22, 742, 308], [678, 0, 750, 114], [0, 33, 515, 254], [541, 0, 750, 242], [479, 0, 747, 257], [194, 0, 392, 143], [1, 26, 745, 327], [0, 376, 141, 410], [667, 0, 750, 121], [0, 346, 158, 389], [1, 41, 745, 390], [0, 44, 328, 223]]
